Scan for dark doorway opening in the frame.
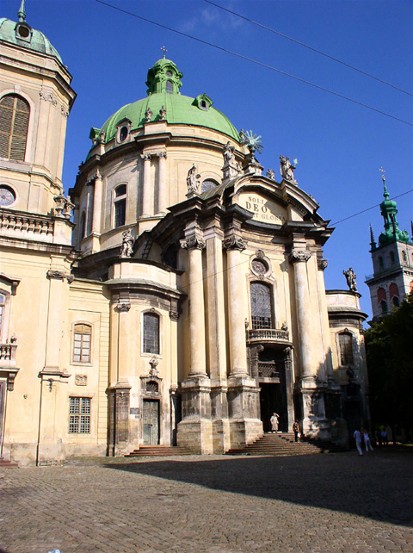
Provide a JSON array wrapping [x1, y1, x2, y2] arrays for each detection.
[[260, 383, 287, 432]]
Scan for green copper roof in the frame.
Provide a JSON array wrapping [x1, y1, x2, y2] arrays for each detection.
[[0, 2, 62, 63], [95, 58, 239, 146], [378, 175, 410, 246]]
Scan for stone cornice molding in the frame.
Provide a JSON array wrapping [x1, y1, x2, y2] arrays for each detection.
[[223, 235, 247, 251], [289, 249, 311, 264]]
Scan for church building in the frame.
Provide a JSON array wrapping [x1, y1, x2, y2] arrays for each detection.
[[0, 4, 369, 465]]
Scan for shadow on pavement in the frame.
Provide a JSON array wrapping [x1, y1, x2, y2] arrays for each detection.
[[104, 450, 413, 526]]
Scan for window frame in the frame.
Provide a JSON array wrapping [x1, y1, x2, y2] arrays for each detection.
[[142, 311, 160, 355], [68, 396, 91, 434], [72, 323, 92, 364], [338, 331, 354, 366], [250, 281, 274, 330], [113, 184, 127, 228], [0, 93, 30, 162]]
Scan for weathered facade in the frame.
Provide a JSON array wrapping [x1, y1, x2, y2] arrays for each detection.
[[0, 5, 369, 465]]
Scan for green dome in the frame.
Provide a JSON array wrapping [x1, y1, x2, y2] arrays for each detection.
[[0, 3, 62, 63], [95, 57, 239, 146]]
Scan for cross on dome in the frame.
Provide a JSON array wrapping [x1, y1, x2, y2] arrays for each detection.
[[160, 46, 167, 58]]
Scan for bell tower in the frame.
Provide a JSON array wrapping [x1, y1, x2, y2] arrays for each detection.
[[0, 0, 76, 215], [365, 169, 413, 320]]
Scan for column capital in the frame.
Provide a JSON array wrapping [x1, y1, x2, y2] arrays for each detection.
[[115, 299, 131, 312], [180, 235, 206, 250], [318, 258, 328, 271], [223, 235, 247, 251], [289, 249, 311, 264], [140, 153, 152, 161], [157, 151, 167, 159]]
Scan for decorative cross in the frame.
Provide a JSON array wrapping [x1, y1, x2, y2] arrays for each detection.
[[379, 166, 386, 183], [160, 46, 167, 58]]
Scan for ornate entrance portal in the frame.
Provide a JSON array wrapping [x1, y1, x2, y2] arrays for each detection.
[[142, 399, 160, 445]]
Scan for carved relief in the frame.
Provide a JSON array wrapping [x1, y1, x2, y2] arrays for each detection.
[[39, 90, 57, 106], [223, 235, 247, 251], [289, 249, 311, 264], [75, 375, 87, 386], [180, 235, 206, 251], [318, 259, 328, 271]]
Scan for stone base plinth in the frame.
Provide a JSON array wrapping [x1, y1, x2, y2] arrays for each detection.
[[303, 417, 331, 441], [177, 418, 214, 454], [229, 419, 263, 450], [211, 419, 231, 454]]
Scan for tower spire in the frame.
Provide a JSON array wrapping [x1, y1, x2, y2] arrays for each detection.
[[369, 224, 376, 250], [17, 0, 26, 22], [377, 168, 410, 246]]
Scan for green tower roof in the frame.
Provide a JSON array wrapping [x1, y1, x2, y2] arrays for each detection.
[[93, 57, 240, 148], [0, 2, 62, 62], [378, 172, 410, 246]]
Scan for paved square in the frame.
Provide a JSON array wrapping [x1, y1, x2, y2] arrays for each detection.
[[1, 450, 412, 553]]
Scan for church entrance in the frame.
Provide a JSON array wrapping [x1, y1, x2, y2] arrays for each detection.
[[260, 383, 287, 432], [142, 399, 160, 445]]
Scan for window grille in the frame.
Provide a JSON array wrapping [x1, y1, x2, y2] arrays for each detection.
[[339, 333, 353, 366], [250, 282, 273, 329], [143, 313, 160, 354], [0, 94, 30, 161], [73, 324, 91, 363], [69, 397, 91, 433]]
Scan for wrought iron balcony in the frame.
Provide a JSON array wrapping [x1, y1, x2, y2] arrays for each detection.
[[247, 328, 290, 345]]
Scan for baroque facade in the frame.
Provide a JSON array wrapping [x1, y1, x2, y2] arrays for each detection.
[[0, 5, 369, 465]]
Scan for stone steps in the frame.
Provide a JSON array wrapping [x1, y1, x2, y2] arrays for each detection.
[[125, 445, 193, 457], [226, 432, 325, 456]]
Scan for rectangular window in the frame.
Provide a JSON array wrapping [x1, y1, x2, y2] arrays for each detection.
[[69, 397, 91, 433], [339, 333, 353, 366], [73, 324, 91, 363], [115, 198, 126, 227], [143, 313, 160, 354]]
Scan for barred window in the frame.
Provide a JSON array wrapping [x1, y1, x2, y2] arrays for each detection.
[[73, 324, 91, 363], [114, 185, 127, 228], [0, 94, 30, 161], [250, 282, 273, 329], [143, 312, 160, 354], [69, 397, 91, 433], [339, 333, 353, 366]]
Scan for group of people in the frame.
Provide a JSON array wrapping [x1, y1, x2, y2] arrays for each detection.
[[270, 413, 301, 442], [353, 428, 374, 456]]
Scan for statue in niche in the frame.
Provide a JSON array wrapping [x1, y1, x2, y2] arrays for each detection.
[[145, 107, 153, 122], [159, 105, 167, 120], [186, 164, 200, 194], [343, 267, 357, 292], [279, 155, 297, 183], [223, 141, 235, 165], [120, 228, 134, 258]]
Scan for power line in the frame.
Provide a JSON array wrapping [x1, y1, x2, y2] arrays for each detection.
[[331, 189, 413, 226], [204, 0, 413, 98], [95, 0, 412, 127]]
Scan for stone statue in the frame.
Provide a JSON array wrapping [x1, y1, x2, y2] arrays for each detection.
[[266, 168, 275, 180], [120, 229, 134, 258], [343, 267, 357, 292], [145, 107, 153, 122], [159, 105, 167, 121], [186, 164, 200, 194], [280, 155, 297, 183], [223, 141, 235, 165]]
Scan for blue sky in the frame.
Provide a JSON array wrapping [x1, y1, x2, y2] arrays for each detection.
[[3, 0, 413, 319]]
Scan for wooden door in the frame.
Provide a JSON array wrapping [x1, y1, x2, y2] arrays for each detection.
[[143, 399, 160, 445]]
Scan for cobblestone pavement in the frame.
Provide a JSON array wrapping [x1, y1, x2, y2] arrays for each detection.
[[1, 449, 412, 553]]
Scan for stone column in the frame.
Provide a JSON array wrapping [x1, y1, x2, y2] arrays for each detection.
[[224, 235, 249, 376], [92, 169, 103, 234], [157, 151, 167, 213], [317, 258, 334, 384], [289, 248, 313, 379], [181, 235, 207, 377], [141, 153, 152, 217]]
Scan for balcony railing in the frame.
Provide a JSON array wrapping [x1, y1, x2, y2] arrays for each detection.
[[0, 343, 17, 368], [0, 209, 54, 241], [247, 328, 290, 344]]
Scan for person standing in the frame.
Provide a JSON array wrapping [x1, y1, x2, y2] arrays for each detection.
[[270, 413, 280, 433], [362, 428, 374, 452], [293, 420, 300, 442], [353, 428, 363, 456]]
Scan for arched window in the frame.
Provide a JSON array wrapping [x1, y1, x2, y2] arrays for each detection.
[[390, 251, 396, 265], [250, 282, 273, 329], [377, 287, 388, 315], [201, 179, 219, 193], [378, 256, 384, 269], [114, 184, 127, 228], [338, 332, 353, 365], [389, 283, 400, 307], [73, 323, 92, 363], [143, 312, 160, 354], [0, 94, 30, 161], [166, 80, 173, 93]]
